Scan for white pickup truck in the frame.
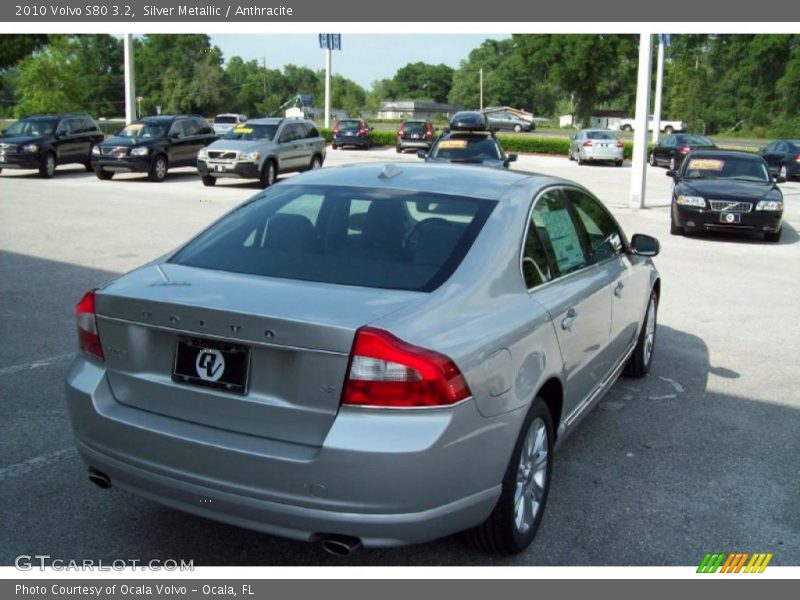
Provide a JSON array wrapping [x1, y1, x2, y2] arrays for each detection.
[[616, 115, 687, 134]]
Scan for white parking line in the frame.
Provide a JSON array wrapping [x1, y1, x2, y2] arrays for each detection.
[[0, 353, 74, 377], [0, 448, 78, 482]]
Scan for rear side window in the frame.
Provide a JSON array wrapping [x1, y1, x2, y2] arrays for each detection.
[[566, 190, 623, 261], [170, 185, 496, 292], [531, 189, 588, 277], [306, 125, 320, 139], [194, 118, 214, 135]]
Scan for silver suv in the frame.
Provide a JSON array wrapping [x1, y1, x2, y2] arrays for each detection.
[[197, 118, 326, 188]]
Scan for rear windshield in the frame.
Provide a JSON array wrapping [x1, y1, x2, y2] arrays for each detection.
[[676, 134, 713, 146], [431, 135, 503, 161], [224, 124, 277, 141], [170, 185, 496, 292], [215, 116, 239, 124], [586, 131, 616, 140], [403, 121, 427, 133], [338, 120, 362, 129]]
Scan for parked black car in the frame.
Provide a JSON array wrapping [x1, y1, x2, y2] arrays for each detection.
[[668, 150, 784, 242], [0, 113, 104, 178], [91, 115, 218, 182], [757, 139, 800, 181], [396, 120, 435, 153], [331, 118, 373, 150], [418, 111, 517, 169], [650, 133, 716, 170]]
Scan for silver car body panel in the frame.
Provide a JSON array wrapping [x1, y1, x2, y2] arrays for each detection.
[[66, 162, 659, 547]]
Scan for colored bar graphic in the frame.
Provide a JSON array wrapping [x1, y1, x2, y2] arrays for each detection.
[[699, 552, 773, 573]]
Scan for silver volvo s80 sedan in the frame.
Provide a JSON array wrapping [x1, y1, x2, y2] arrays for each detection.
[[66, 162, 660, 556]]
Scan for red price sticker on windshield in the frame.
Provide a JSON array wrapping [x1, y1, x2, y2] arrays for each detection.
[[687, 158, 724, 171], [438, 140, 468, 149]]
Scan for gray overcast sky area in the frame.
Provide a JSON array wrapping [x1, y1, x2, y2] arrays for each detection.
[[209, 34, 511, 89]]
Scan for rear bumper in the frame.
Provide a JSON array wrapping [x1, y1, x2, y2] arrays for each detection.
[[579, 148, 623, 161], [197, 160, 260, 180], [65, 357, 515, 547], [673, 204, 783, 233], [397, 138, 432, 150], [333, 136, 369, 147]]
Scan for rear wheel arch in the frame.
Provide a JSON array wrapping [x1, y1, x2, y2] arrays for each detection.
[[537, 378, 563, 439]]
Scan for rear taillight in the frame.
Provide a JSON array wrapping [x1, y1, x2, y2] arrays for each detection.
[[359, 128, 367, 137], [582, 140, 593, 147], [794, 155, 800, 162], [397, 127, 404, 136], [679, 146, 691, 154], [342, 327, 471, 408], [332, 128, 339, 136], [616, 140, 624, 148], [426, 125, 434, 139], [76, 290, 103, 360]]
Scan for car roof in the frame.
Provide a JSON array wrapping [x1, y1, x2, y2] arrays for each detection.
[[244, 117, 284, 125], [278, 162, 564, 201]]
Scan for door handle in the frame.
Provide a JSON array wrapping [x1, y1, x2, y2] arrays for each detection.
[[614, 281, 625, 298], [561, 308, 578, 331]]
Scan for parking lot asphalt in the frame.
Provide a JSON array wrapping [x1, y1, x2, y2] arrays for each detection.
[[1, 148, 799, 567]]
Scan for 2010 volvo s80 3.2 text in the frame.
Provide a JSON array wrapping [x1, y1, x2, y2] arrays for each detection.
[[65, 162, 661, 556]]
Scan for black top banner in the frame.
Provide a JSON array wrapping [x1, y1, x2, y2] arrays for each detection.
[[1, 0, 798, 22]]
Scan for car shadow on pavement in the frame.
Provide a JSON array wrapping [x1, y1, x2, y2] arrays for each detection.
[[0, 166, 94, 180], [3, 253, 798, 567]]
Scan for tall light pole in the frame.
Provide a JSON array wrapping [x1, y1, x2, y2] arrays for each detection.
[[652, 36, 666, 144], [123, 34, 136, 125], [479, 68, 484, 111], [629, 33, 653, 210], [324, 46, 331, 127], [262, 56, 268, 105]]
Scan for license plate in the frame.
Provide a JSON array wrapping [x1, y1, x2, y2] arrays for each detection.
[[215, 165, 226, 172], [720, 212, 741, 224], [410, 134, 420, 139], [0, 156, 6, 162], [172, 338, 250, 394]]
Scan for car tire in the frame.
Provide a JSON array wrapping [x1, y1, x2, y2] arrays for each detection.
[[201, 175, 216, 187], [513, 124, 522, 133], [621, 124, 632, 132], [669, 156, 677, 171], [332, 143, 338, 150], [616, 160, 623, 167], [670, 216, 684, 236], [568, 149, 574, 161], [623, 291, 658, 378], [780, 164, 790, 182], [148, 155, 168, 182], [764, 228, 782, 242], [308, 155, 323, 171], [259, 160, 276, 189], [664, 126, 674, 134], [94, 168, 113, 180], [467, 397, 553, 555], [649, 152, 656, 167], [396, 145, 402, 153], [39, 152, 56, 178], [577, 153, 584, 166]]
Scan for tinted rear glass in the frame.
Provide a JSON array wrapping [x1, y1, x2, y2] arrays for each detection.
[[338, 120, 361, 129], [215, 116, 239, 124], [431, 135, 502, 161], [676, 134, 713, 146], [586, 131, 616, 140], [403, 121, 427, 133], [170, 185, 496, 292]]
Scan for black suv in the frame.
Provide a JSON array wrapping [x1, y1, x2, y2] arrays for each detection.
[[92, 115, 218, 182], [418, 111, 517, 169], [0, 113, 104, 178]]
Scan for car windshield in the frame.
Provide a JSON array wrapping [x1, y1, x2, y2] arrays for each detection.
[[5, 118, 58, 136], [586, 131, 616, 140], [169, 185, 496, 292], [118, 122, 165, 138], [224, 124, 278, 141], [431, 135, 503, 162], [682, 156, 770, 182], [215, 116, 239, 124], [338, 120, 361, 129], [676, 135, 713, 146]]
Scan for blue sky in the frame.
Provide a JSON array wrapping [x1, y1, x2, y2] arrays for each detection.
[[209, 34, 510, 90]]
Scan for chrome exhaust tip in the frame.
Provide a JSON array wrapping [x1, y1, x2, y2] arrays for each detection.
[[320, 535, 362, 557], [88, 468, 111, 489]]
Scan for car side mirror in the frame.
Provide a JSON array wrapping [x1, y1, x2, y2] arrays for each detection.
[[775, 175, 786, 183], [417, 149, 427, 159], [507, 153, 518, 163], [666, 170, 678, 179], [368, 126, 374, 131], [630, 234, 660, 257]]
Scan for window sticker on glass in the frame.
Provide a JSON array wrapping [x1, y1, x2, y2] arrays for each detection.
[[233, 126, 253, 134], [124, 124, 143, 131], [438, 140, 468, 150], [540, 209, 586, 273], [687, 159, 724, 171]]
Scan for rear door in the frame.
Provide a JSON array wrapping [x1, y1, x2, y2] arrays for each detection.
[[526, 187, 613, 419], [275, 123, 302, 170]]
